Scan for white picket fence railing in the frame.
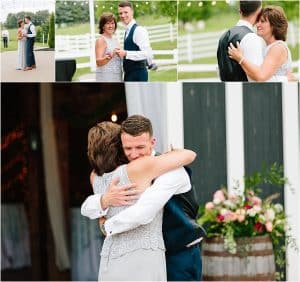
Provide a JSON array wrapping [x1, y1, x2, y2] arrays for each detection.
[[178, 22, 300, 64], [55, 23, 177, 69]]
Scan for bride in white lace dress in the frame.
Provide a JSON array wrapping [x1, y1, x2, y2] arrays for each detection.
[[95, 13, 123, 82], [228, 6, 298, 81]]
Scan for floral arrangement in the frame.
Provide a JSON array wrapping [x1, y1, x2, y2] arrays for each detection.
[[197, 163, 297, 279]]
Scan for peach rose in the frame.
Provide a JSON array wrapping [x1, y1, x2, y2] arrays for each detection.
[[265, 221, 273, 232], [205, 202, 214, 210]]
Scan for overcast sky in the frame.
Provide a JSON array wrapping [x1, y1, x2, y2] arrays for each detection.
[[1, 0, 55, 23]]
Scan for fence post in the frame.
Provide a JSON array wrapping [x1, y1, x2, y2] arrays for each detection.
[[287, 22, 296, 47], [187, 34, 192, 63]]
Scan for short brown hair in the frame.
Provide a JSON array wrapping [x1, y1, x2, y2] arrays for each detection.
[[259, 6, 288, 41], [121, 115, 153, 137], [87, 122, 127, 176], [98, 12, 117, 34], [239, 1, 262, 17], [118, 1, 133, 9]]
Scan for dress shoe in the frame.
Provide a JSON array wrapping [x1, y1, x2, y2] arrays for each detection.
[[32, 64, 36, 68], [24, 67, 33, 71]]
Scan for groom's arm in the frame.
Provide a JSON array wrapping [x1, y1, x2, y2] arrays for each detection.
[[103, 167, 191, 236]]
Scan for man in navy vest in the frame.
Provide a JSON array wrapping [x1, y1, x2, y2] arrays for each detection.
[[115, 2, 153, 82], [24, 16, 36, 71], [82, 115, 204, 281]]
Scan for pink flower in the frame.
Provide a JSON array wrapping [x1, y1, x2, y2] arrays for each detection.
[[251, 196, 262, 206], [244, 204, 252, 210], [205, 202, 214, 210], [217, 214, 225, 222], [213, 190, 225, 202], [265, 221, 273, 232]]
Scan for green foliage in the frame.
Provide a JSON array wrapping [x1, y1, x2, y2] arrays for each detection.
[[48, 13, 55, 48], [264, 0, 300, 21], [5, 11, 49, 29], [95, 1, 176, 24], [56, 1, 90, 25]]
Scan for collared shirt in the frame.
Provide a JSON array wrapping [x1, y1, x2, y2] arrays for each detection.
[[236, 19, 287, 82], [124, 19, 153, 63], [26, 22, 36, 38], [80, 167, 191, 237]]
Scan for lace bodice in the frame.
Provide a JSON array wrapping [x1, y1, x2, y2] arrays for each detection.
[[95, 35, 122, 74], [93, 165, 165, 259], [264, 40, 292, 76]]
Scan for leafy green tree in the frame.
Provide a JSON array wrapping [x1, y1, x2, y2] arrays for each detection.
[[48, 13, 55, 48], [56, 1, 90, 24], [5, 13, 18, 28]]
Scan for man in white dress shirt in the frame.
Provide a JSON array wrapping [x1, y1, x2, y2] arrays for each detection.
[[217, 0, 287, 82], [81, 115, 203, 281], [115, 2, 153, 81]]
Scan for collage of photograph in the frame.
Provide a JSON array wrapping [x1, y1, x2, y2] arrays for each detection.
[[1, 1, 300, 282]]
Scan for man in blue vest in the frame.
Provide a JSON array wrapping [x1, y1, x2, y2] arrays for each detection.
[[115, 2, 153, 82], [82, 115, 204, 281], [24, 16, 36, 71]]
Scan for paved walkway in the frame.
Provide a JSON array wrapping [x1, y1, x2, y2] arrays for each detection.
[[1, 49, 55, 82]]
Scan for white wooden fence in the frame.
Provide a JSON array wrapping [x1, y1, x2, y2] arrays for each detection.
[[178, 22, 300, 66], [55, 23, 177, 69]]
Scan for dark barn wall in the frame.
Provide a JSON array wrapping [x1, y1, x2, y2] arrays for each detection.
[[243, 83, 284, 200], [183, 83, 227, 205]]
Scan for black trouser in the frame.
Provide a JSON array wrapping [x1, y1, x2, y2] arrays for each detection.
[[166, 244, 202, 281], [124, 68, 148, 82], [3, 37, 8, 48], [26, 37, 36, 67]]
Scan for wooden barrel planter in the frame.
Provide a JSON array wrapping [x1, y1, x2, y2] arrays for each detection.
[[202, 235, 276, 281]]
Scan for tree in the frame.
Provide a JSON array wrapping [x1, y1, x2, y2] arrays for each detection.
[[48, 13, 55, 48], [55, 1, 90, 25]]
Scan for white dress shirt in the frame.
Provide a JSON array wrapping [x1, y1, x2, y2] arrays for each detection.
[[26, 22, 36, 38], [81, 167, 191, 237], [124, 19, 153, 64], [236, 20, 287, 82]]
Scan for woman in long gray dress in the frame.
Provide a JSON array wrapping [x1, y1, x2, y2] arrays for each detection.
[[86, 122, 196, 281], [95, 13, 123, 82], [16, 19, 26, 70]]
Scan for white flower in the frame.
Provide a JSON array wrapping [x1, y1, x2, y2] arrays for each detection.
[[223, 199, 235, 208], [253, 205, 262, 213], [213, 198, 221, 205], [247, 208, 257, 217], [274, 203, 283, 213], [258, 214, 266, 223], [220, 208, 229, 216], [265, 208, 275, 221]]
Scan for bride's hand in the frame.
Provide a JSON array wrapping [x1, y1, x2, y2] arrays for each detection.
[[228, 42, 244, 62]]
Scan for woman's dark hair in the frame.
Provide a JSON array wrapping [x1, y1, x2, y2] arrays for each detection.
[[259, 6, 288, 41], [239, 1, 262, 17], [87, 122, 128, 176], [17, 19, 24, 28], [98, 12, 117, 34]]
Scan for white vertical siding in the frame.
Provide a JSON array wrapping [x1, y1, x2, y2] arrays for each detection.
[[282, 83, 300, 281], [225, 83, 245, 194]]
